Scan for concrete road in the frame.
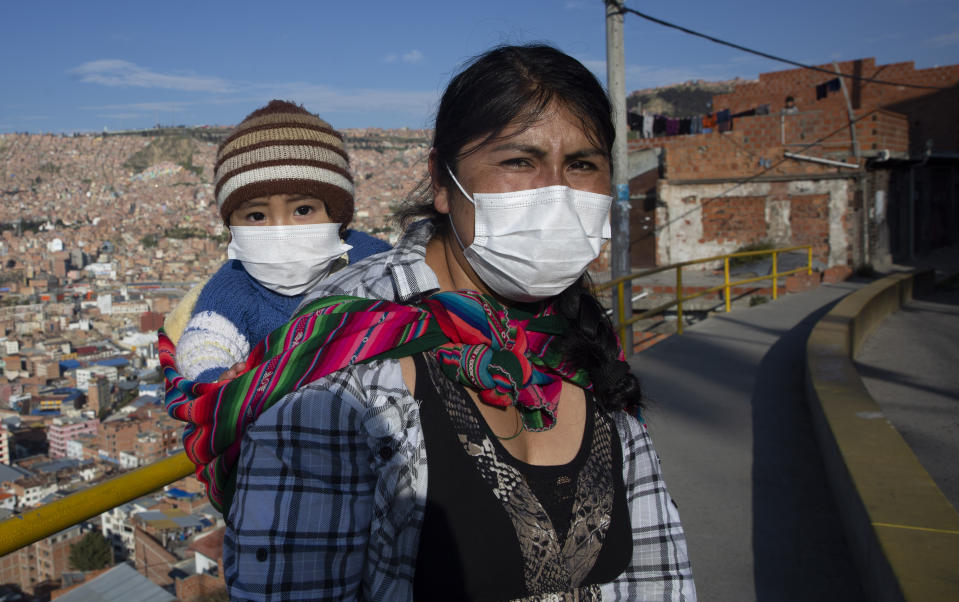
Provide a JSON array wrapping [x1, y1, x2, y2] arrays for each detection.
[[630, 282, 868, 602]]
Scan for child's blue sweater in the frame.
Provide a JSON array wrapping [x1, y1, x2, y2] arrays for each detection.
[[176, 229, 390, 382]]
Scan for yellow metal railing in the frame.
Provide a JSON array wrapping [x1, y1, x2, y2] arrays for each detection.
[[0, 452, 194, 556], [595, 245, 813, 344], [0, 244, 814, 556]]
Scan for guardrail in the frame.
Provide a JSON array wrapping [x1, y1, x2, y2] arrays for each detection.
[[595, 245, 813, 346], [0, 452, 194, 556]]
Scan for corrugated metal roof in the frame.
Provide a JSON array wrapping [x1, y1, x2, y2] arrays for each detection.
[[54, 563, 174, 602]]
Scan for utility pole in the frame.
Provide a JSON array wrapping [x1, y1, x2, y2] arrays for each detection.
[[605, 0, 632, 351], [833, 60, 868, 267]]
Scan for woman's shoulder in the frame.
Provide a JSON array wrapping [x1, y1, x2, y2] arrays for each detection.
[[250, 358, 418, 439]]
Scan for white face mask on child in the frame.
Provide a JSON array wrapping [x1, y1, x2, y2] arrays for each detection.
[[446, 166, 612, 302], [227, 223, 352, 296]]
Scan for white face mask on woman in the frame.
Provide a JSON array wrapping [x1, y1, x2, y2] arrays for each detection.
[[446, 166, 612, 302], [227, 223, 352, 296]]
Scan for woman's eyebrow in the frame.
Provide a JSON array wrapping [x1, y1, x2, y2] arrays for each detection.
[[566, 148, 606, 161], [488, 142, 547, 158], [487, 142, 605, 161]]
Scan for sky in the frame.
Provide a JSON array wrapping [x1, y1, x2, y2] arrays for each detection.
[[2, 0, 958, 134]]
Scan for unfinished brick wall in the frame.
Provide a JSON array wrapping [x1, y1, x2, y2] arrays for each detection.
[[711, 59, 959, 117], [712, 58, 959, 156], [789, 194, 831, 259], [657, 178, 855, 267], [134, 527, 176, 588], [701, 196, 766, 243]]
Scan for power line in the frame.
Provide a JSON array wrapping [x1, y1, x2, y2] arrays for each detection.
[[618, 6, 954, 91]]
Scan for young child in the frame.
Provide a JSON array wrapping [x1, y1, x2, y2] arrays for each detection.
[[175, 100, 390, 382]]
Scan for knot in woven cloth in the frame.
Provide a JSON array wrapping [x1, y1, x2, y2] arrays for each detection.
[[424, 294, 557, 431]]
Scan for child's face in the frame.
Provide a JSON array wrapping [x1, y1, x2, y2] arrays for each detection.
[[229, 194, 331, 227]]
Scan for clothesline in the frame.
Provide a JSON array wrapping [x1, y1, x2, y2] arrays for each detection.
[[628, 103, 772, 139]]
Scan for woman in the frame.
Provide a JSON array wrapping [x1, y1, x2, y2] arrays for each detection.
[[219, 44, 695, 600]]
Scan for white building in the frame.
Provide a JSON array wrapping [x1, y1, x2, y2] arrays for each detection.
[[101, 499, 151, 559], [96, 294, 113, 315], [75, 365, 118, 390], [118, 451, 139, 469], [0, 430, 9, 465]]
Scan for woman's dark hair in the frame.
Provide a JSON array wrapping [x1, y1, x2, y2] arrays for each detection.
[[399, 43, 641, 413], [398, 43, 614, 228]]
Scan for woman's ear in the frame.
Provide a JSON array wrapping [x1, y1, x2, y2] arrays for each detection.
[[429, 149, 451, 215]]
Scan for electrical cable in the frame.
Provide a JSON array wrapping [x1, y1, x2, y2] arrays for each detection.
[[617, 5, 954, 91]]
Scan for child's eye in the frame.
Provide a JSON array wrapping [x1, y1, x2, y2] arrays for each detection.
[[246, 211, 266, 222], [294, 205, 314, 216]]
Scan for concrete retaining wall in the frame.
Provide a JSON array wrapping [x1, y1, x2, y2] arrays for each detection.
[[805, 270, 959, 601]]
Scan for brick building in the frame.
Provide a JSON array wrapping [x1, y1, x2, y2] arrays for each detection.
[[96, 418, 142, 462], [0, 524, 85, 595], [627, 57, 959, 269], [47, 417, 99, 459]]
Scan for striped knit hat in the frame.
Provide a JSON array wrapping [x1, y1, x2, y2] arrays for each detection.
[[214, 100, 354, 228]]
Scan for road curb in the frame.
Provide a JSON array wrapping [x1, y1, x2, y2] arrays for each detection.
[[805, 269, 959, 602]]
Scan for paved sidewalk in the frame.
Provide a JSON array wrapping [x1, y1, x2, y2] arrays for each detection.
[[630, 282, 869, 602], [856, 283, 959, 511]]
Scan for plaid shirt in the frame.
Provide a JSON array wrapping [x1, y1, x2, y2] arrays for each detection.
[[224, 220, 696, 601]]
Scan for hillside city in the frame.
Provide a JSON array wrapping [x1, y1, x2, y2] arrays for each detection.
[[0, 49, 957, 599], [0, 126, 431, 600]]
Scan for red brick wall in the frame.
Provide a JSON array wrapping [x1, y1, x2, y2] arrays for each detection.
[[711, 59, 959, 117], [134, 527, 177, 588], [711, 58, 959, 156], [701, 196, 766, 243], [789, 194, 831, 258], [176, 573, 226, 602], [628, 57, 956, 180]]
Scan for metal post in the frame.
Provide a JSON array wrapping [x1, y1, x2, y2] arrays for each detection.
[[724, 257, 731, 313], [908, 166, 916, 260], [833, 61, 860, 159], [772, 252, 779, 300], [676, 266, 684, 334], [606, 0, 632, 352], [834, 61, 868, 267]]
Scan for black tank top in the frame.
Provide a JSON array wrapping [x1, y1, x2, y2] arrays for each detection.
[[412, 352, 631, 601]]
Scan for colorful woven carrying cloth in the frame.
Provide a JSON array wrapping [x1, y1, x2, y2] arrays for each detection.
[[161, 290, 590, 513]]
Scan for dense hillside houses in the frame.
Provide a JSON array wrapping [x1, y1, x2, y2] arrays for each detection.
[[0, 125, 431, 599], [0, 55, 955, 597]]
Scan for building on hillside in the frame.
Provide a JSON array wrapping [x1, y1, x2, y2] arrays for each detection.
[[627, 57, 959, 269], [0, 523, 85, 595], [74, 365, 118, 390], [132, 508, 212, 589], [101, 497, 154, 560], [139, 311, 164, 333], [47, 417, 99, 459], [96, 418, 143, 463], [3, 474, 57, 509], [174, 526, 226, 601], [86, 375, 112, 415], [0, 429, 10, 464]]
